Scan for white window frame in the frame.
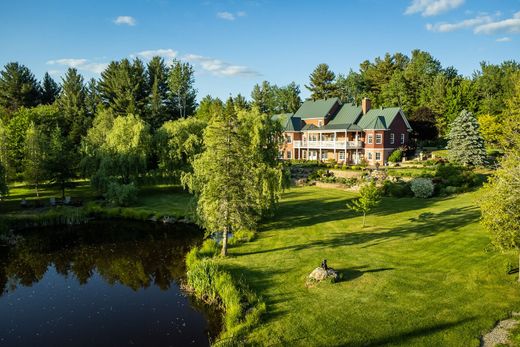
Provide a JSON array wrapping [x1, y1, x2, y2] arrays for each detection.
[[390, 133, 395, 144], [367, 134, 373, 144], [318, 120, 323, 127], [375, 134, 382, 144], [339, 151, 345, 160], [287, 151, 292, 159], [285, 135, 292, 143], [302, 150, 307, 159], [321, 151, 327, 160], [400, 133, 405, 144], [368, 152, 373, 160], [375, 152, 381, 161]]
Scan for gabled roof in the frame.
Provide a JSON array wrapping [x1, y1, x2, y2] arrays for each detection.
[[328, 103, 362, 126], [272, 113, 302, 132], [294, 98, 340, 119], [357, 107, 412, 130]]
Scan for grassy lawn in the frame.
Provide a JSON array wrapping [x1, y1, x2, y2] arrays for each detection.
[[219, 186, 520, 346], [0, 182, 193, 218]]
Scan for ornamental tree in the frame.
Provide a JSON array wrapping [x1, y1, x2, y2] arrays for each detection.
[[447, 110, 486, 167], [347, 182, 382, 227]]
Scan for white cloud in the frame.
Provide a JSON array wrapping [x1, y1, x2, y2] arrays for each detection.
[[114, 16, 136, 26], [405, 0, 464, 16], [47, 58, 108, 74], [474, 11, 520, 34], [426, 15, 491, 32], [216, 11, 246, 21], [217, 11, 235, 20], [133, 49, 178, 60], [496, 37, 512, 42], [184, 54, 260, 77]]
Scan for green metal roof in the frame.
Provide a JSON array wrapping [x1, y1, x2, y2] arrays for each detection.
[[293, 98, 340, 119], [328, 103, 362, 125], [272, 113, 302, 132], [356, 107, 411, 130]]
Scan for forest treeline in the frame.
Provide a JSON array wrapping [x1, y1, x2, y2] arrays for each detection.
[[0, 49, 518, 202]]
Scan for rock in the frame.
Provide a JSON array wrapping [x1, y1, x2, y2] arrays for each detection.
[[162, 216, 177, 224], [308, 267, 339, 283]]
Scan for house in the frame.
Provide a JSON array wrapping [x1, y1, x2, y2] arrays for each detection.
[[274, 97, 412, 165]]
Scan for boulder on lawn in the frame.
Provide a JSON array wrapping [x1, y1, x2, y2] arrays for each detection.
[[307, 267, 339, 284]]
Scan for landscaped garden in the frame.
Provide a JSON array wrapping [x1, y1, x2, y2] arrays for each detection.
[[214, 186, 520, 346]]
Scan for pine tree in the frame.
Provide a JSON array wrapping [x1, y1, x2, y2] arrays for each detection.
[[45, 126, 75, 200], [41, 72, 61, 105], [57, 68, 88, 146], [305, 63, 337, 100], [85, 78, 101, 117], [146, 56, 169, 129], [0, 62, 41, 115], [447, 110, 487, 166], [168, 59, 197, 119]]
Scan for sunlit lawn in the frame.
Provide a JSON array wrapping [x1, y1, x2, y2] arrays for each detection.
[[219, 186, 520, 346]]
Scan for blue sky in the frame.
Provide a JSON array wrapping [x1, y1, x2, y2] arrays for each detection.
[[1, 0, 519, 100]]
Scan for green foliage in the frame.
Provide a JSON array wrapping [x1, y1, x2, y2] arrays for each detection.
[[305, 63, 337, 100], [410, 177, 434, 198], [155, 117, 206, 180], [229, 229, 256, 245], [382, 180, 413, 198], [447, 110, 487, 167], [388, 149, 403, 163], [195, 95, 224, 123], [347, 182, 382, 227], [22, 122, 48, 196], [0, 62, 41, 116], [41, 72, 60, 105], [105, 181, 138, 207], [0, 161, 8, 199], [251, 80, 302, 114], [45, 126, 75, 199], [145, 56, 170, 129]]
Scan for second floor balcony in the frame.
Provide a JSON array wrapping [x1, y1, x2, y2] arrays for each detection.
[[292, 140, 363, 149]]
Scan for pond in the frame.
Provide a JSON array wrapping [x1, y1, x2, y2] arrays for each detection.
[[0, 220, 220, 347]]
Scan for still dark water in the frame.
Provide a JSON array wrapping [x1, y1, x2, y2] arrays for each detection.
[[0, 220, 220, 347]]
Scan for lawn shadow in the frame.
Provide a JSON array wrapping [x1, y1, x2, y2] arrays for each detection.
[[336, 266, 395, 282]]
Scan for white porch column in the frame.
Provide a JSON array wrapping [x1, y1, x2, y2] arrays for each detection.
[[306, 131, 309, 160], [333, 131, 336, 159], [319, 131, 322, 161], [344, 130, 347, 163]]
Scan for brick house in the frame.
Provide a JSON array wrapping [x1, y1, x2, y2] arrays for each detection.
[[274, 97, 412, 165]]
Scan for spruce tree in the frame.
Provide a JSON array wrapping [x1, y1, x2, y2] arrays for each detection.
[[57, 68, 88, 146], [41, 72, 61, 105], [146, 56, 169, 129], [0, 62, 41, 115], [447, 110, 487, 166], [305, 63, 337, 100]]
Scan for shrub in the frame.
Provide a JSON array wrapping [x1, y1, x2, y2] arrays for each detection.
[[105, 182, 138, 206], [383, 180, 413, 198], [388, 149, 402, 163], [410, 178, 434, 198], [229, 229, 256, 245]]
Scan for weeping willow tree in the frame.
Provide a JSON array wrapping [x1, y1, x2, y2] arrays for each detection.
[[184, 100, 284, 256]]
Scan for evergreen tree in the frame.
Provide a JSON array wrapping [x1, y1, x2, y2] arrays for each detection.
[[23, 122, 47, 197], [57, 68, 88, 146], [41, 72, 60, 105], [146, 56, 169, 129], [251, 81, 276, 114], [305, 63, 337, 100], [85, 78, 101, 117], [276, 82, 302, 113], [447, 110, 486, 167], [0, 62, 41, 116], [168, 59, 197, 119], [195, 95, 223, 123], [233, 93, 250, 111], [336, 70, 363, 104]]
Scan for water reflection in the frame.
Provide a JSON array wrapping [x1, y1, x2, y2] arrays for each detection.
[[0, 220, 219, 347]]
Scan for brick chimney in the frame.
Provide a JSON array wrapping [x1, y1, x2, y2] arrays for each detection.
[[362, 97, 371, 115]]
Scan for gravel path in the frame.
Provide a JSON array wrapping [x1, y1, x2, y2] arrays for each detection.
[[481, 313, 520, 347]]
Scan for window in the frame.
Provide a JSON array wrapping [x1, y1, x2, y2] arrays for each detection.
[[321, 151, 327, 160], [287, 151, 292, 159], [302, 151, 307, 159], [318, 120, 323, 127], [400, 133, 405, 144], [368, 152, 373, 160], [390, 133, 395, 144], [375, 134, 382, 144], [339, 151, 345, 160], [285, 135, 292, 143], [375, 152, 381, 161], [367, 134, 373, 144]]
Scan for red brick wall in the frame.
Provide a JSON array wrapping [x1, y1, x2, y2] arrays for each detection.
[[386, 112, 409, 148]]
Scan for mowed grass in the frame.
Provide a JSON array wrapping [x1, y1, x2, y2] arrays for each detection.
[[0, 182, 193, 218], [219, 186, 520, 346]]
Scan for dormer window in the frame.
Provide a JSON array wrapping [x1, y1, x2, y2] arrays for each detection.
[[318, 120, 323, 127]]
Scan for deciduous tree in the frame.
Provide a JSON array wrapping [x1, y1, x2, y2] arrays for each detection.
[[347, 182, 382, 227]]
